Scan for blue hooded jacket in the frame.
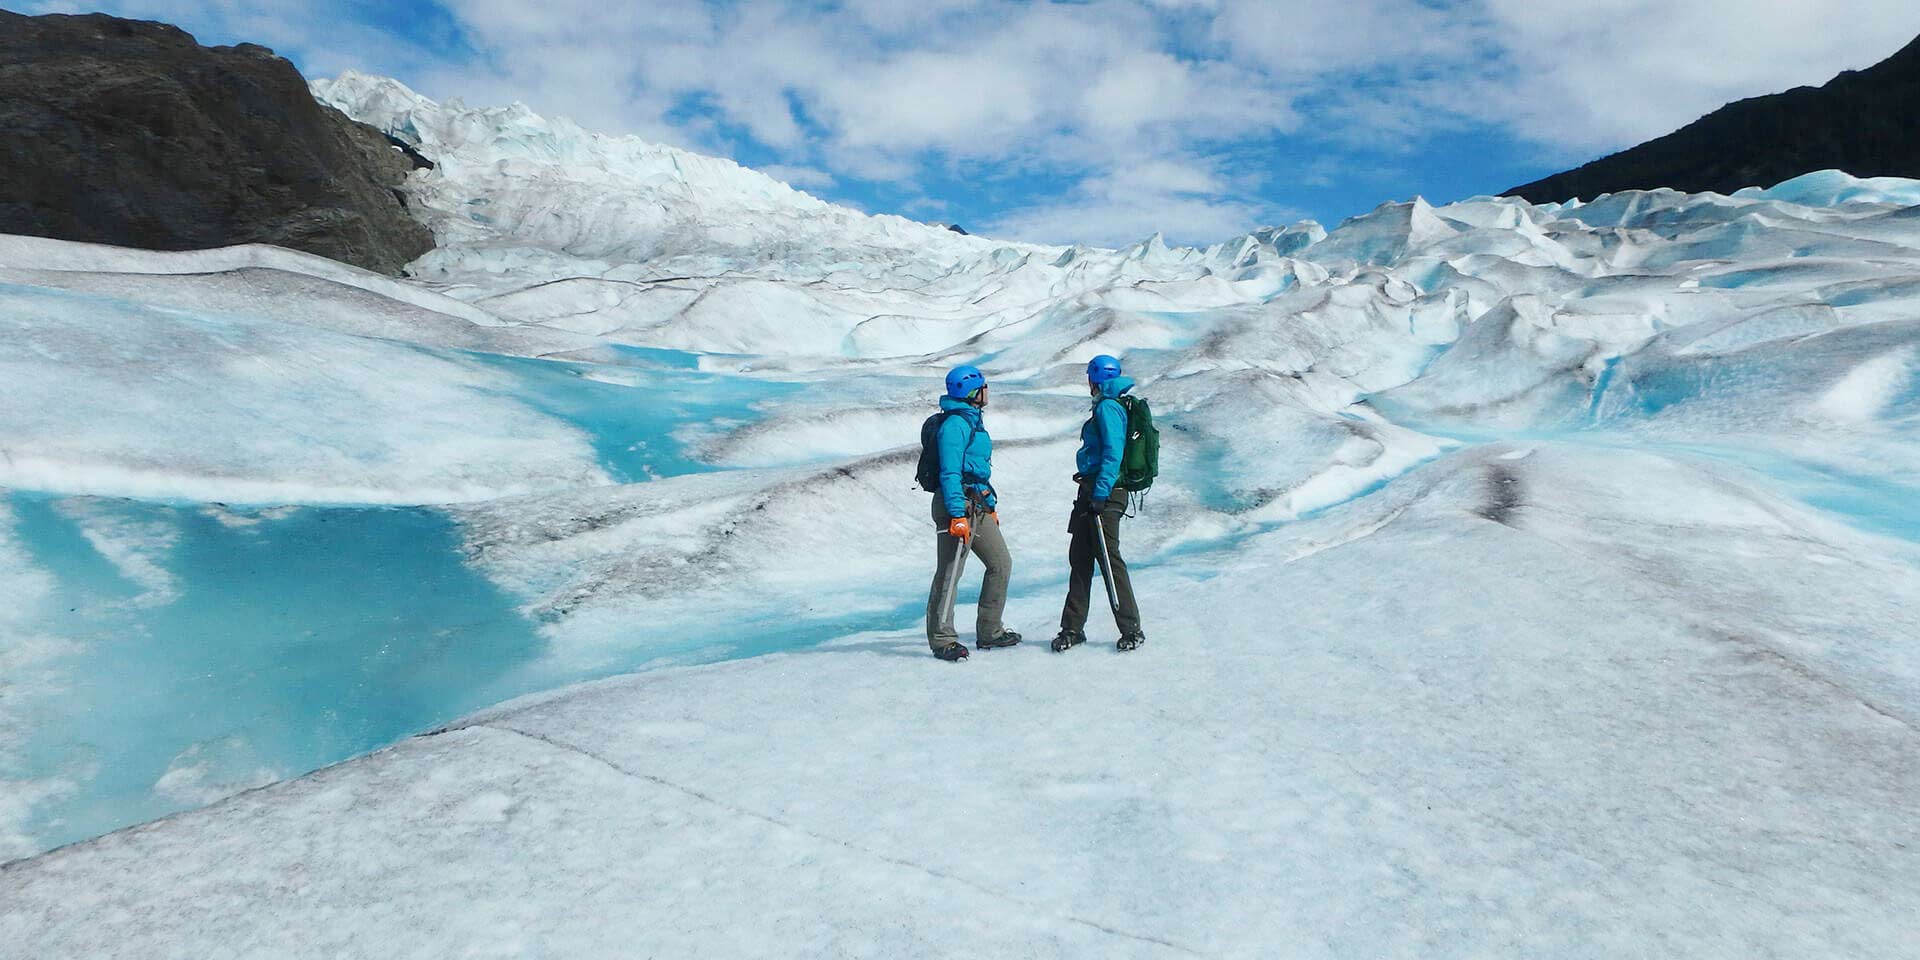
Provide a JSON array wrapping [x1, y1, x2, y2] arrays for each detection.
[[935, 395, 995, 518], [1077, 375, 1134, 502]]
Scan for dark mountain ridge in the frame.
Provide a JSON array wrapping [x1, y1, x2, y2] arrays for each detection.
[[1506, 34, 1920, 203], [0, 11, 433, 274]]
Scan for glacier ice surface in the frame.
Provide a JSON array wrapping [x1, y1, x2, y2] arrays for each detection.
[[1, 76, 1918, 956]]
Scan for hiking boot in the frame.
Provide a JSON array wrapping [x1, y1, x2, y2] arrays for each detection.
[[1049, 629, 1087, 652], [976, 629, 1022, 650], [1116, 632, 1145, 652], [933, 642, 970, 662]]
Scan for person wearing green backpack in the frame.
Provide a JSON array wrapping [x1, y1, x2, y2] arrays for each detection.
[[1051, 354, 1156, 653]]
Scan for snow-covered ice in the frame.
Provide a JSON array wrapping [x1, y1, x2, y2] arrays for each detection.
[[2, 75, 1918, 956], [0, 281, 614, 504], [7, 444, 1918, 957]]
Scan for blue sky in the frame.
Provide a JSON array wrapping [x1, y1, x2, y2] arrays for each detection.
[[24, 0, 1920, 246]]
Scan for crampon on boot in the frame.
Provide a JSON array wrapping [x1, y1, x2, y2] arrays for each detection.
[[1049, 629, 1087, 652], [976, 630, 1023, 650], [1116, 633, 1145, 652], [933, 643, 970, 662]]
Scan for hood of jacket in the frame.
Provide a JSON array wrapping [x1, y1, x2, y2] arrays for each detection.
[[1094, 375, 1135, 402], [939, 395, 985, 423]]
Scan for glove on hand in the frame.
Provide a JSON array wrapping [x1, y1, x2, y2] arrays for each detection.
[[948, 517, 972, 541]]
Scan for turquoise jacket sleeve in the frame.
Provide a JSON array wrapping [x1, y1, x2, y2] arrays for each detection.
[[936, 414, 972, 519], [1090, 398, 1126, 501]]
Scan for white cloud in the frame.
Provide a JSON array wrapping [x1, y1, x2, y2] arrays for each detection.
[[417, 0, 1298, 176], [420, 0, 716, 143], [1472, 0, 1920, 151], [1229, 0, 1920, 157], [990, 191, 1268, 249], [787, 1, 1288, 170], [1105, 158, 1230, 197], [1213, 0, 1466, 75], [988, 156, 1286, 247], [825, 0, 995, 37]]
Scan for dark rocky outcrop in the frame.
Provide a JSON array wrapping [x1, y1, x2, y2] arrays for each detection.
[[0, 11, 433, 274], [1507, 34, 1920, 203]]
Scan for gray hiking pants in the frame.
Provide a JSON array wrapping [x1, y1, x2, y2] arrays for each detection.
[[1060, 484, 1142, 638], [925, 502, 1011, 650]]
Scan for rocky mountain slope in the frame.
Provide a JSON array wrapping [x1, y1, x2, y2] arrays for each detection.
[[0, 12, 432, 274]]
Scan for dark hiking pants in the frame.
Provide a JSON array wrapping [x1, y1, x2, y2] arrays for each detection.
[[926, 501, 1011, 650], [1059, 483, 1142, 638]]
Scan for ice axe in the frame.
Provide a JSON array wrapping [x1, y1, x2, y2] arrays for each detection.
[[932, 506, 975, 634], [1087, 507, 1123, 629]]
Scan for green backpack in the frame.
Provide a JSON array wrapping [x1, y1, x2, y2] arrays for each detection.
[[1115, 394, 1159, 492]]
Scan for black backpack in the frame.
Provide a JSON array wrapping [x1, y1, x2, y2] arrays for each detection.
[[915, 411, 966, 492]]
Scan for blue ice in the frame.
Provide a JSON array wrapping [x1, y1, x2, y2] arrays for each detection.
[[467, 350, 799, 482], [4, 484, 916, 857], [2, 343, 814, 856], [6, 494, 542, 852]]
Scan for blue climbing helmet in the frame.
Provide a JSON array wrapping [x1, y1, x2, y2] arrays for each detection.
[[1086, 354, 1123, 385], [945, 364, 987, 400]]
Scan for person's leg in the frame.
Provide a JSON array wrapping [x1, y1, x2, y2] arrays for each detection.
[[970, 512, 1011, 640], [926, 518, 967, 651], [1099, 497, 1143, 637], [1059, 496, 1095, 633]]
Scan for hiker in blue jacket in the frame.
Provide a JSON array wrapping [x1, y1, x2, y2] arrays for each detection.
[[924, 364, 1020, 661], [1052, 354, 1145, 652]]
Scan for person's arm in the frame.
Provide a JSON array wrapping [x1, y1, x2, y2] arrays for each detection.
[[1090, 399, 1126, 502], [937, 415, 971, 519]]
